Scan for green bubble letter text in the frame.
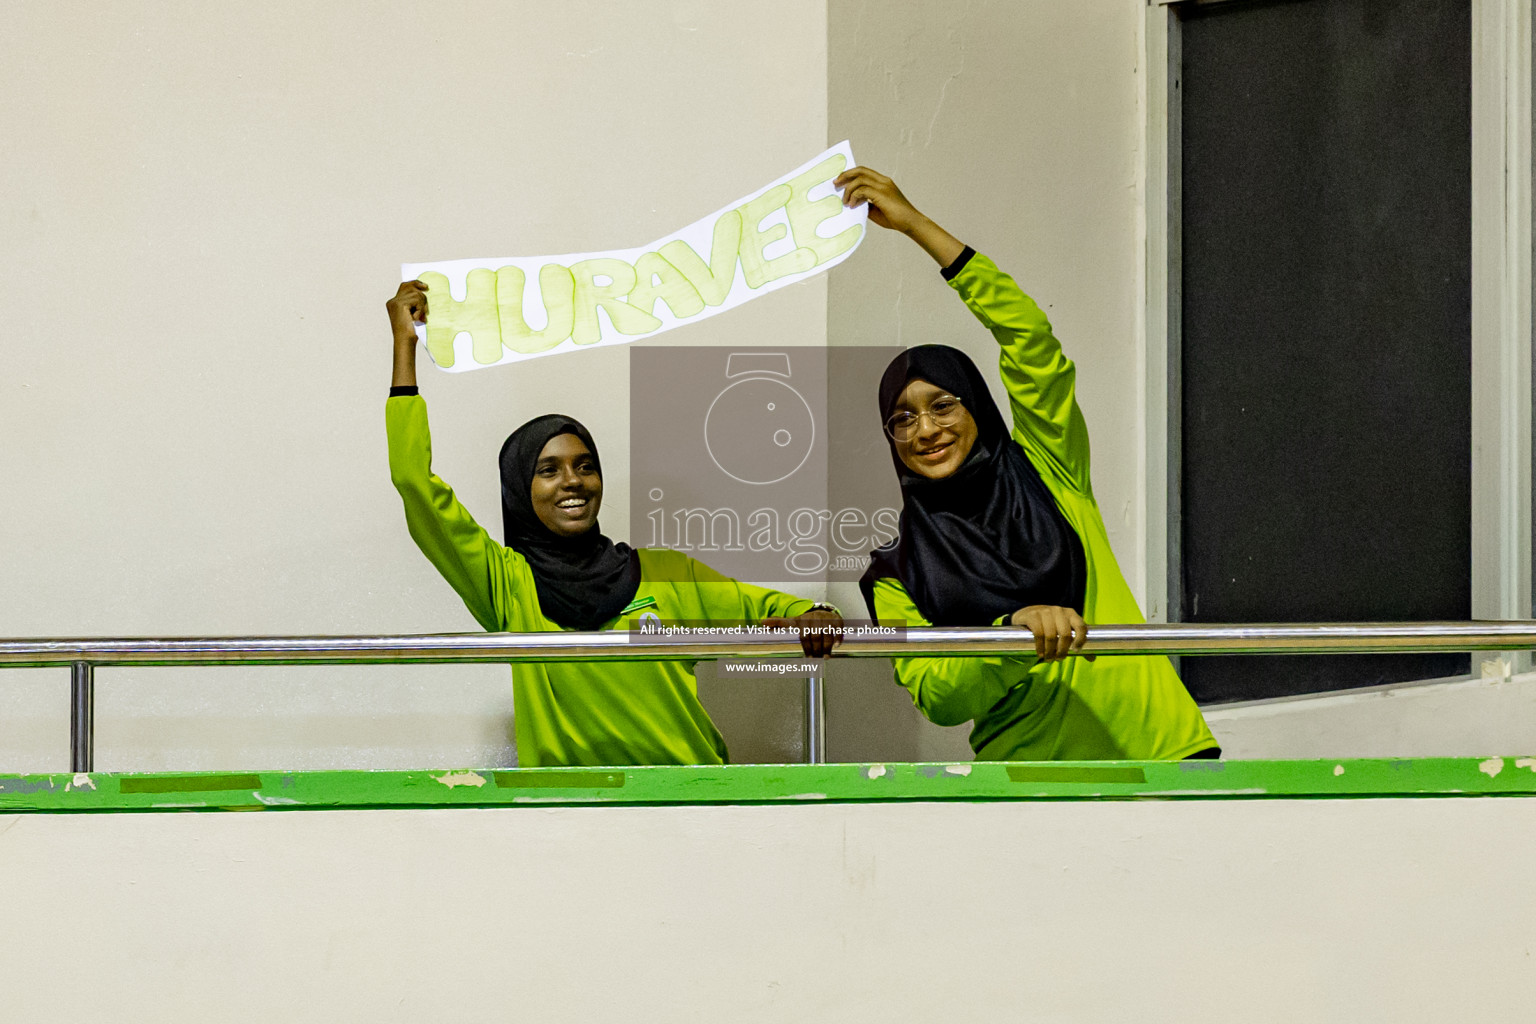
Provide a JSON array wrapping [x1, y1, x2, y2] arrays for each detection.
[[569, 258, 663, 346], [418, 269, 502, 367], [497, 264, 576, 355]]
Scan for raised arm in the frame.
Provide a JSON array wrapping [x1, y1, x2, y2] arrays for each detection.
[[834, 168, 1091, 492], [946, 254, 1091, 491], [833, 166, 965, 266], [388, 280, 425, 390], [385, 281, 519, 631]]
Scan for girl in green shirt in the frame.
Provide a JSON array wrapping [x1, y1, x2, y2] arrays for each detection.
[[835, 167, 1217, 761], [383, 281, 840, 767]]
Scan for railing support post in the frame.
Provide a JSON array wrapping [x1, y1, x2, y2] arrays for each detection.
[[804, 670, 825, 764], [70, 661, 93, 773]]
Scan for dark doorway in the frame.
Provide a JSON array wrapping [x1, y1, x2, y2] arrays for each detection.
[[1178, 0, 1472, 702]]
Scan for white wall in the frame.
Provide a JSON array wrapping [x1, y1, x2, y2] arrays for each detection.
[[2, 798, 1531, 1022], [822, 0, 1149, 759], [1, 0, 829, 771], [1207, 669, 1536, 759]]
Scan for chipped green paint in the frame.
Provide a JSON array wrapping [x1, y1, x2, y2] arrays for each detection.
[[1, 758, 1534, 813]]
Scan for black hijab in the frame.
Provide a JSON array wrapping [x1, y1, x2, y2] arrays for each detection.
[[858, 345, 1086, 626], [499, 414, 640, 630]]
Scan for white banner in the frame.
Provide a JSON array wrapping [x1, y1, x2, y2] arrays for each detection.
[[403, 141, 867, 372]]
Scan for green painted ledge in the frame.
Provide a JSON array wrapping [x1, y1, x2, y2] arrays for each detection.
[[2, 757, 1536, 812]]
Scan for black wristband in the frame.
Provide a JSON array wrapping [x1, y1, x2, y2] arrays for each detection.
[[940, 245, 976, 281], [388, 385, 419, 397]]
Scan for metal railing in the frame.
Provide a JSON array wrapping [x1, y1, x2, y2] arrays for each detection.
[[5, 621, 1534, 773]]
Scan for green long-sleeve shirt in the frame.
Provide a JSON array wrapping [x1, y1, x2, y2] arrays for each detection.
[[869, 252, 1216, 761], [386, 394, 813, 767]]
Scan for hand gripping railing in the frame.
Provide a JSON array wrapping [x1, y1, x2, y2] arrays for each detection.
[[4, 621, 1534, 773]]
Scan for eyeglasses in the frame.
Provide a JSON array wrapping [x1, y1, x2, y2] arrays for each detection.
[[884, 395, 966, 442]]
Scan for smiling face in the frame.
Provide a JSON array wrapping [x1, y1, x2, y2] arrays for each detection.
[[891, 378, 979, 480], [530, 432, 603, 537]]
